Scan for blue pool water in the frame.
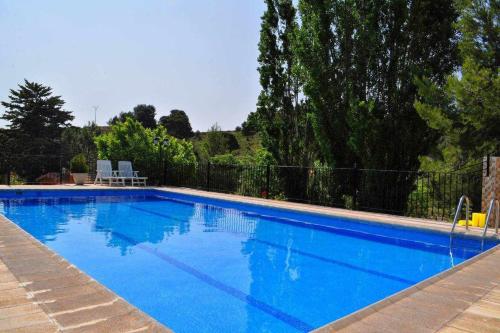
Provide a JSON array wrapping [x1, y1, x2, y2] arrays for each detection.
[[0, 189, 497, 333]]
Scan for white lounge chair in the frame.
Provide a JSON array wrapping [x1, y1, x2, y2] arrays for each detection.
[[94, 160, 124, 186], [118, 161, 148, 186]]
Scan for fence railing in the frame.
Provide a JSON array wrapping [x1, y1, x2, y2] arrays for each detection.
[[0, 154, 162, 186], [0, 153, 484, 221], [165, 163, 484, 220], [0, 154, 73, 185]]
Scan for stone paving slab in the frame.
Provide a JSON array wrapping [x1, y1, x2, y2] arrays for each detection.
[[0, 215, 171, 333], [0, 260, 58, 332]]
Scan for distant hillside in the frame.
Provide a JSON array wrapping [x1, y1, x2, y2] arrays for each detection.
[[190, 130, 261, 161]]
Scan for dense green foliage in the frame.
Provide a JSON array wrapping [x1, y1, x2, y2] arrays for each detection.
[[61, 123, 102, 169], [415, 0, 499, 169], [159, 110, 194, 139], [250, 0, 489, 211], [252, 0, 463, 173], [95, 118, 196, 178], [69, 154, 89, 173], [295, 0, 458, 170]]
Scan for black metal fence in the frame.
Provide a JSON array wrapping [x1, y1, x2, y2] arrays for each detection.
[[0, 153, 485, 221], [0, 154, 165, 186], [166, 162, 484, 220], [0, 154, 76, 185]]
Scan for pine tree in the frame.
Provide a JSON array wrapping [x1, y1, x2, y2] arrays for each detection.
[[1, 80, 74, 181], [1, 80, 73, 154], [415, 0, 499, 165]]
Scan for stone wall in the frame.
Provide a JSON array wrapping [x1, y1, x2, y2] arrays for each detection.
[[482, 156, 500, 213]]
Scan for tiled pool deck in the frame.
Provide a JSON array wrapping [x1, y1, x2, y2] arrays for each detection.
[[0, 185, 498, 332]]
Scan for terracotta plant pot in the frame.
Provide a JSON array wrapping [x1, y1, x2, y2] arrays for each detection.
[[72, 173, 88, 185]]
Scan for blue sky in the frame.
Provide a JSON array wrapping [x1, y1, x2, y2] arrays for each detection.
[[0, 0, 265, 130]]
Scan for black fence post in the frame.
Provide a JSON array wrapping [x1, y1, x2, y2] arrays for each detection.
[[206, 162, 211, 191], [59, 154, 63, 185], [7, 170, 11, 186], [486, 154, 490, 177], [163, 162, 168, 187], [265, 164, 270, 199], [352, 163, 359, 210]]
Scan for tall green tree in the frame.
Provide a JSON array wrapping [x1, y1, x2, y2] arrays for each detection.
[[294, 0, 353, 167], [256, 0, 316, 167], [159, 109, 193, 139], [296, 0, 458, 171], [416, 0, 499, 166], [1, 80, 74, 181], [108, 104, 156, 128], [132, 104, 157, 129], [1, 80, 74, 150]]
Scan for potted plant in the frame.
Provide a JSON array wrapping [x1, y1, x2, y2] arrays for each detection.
[[70, 154, 89, 185]]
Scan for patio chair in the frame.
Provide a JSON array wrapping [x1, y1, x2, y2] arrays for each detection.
[[118, 161, 148, 186], [94, 160, 124, 186]]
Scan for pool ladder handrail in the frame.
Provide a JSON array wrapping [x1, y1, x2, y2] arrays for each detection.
[[482, 197, 499, 238], [451, 195, 470, 234]]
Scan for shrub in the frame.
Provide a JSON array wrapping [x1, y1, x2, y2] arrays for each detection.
[[70, 154, 89, 173], [94, 118, 196, 183]]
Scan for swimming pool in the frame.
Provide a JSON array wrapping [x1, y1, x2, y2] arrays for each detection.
[[0, 189, 497, 333]]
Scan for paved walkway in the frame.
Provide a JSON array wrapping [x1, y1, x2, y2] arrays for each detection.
[[443, 285, 500, 333]]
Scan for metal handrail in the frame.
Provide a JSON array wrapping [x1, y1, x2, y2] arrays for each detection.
[[482, 198, 499, 238], [496, 201, 500, 234], [451, 195, 470, 234]]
